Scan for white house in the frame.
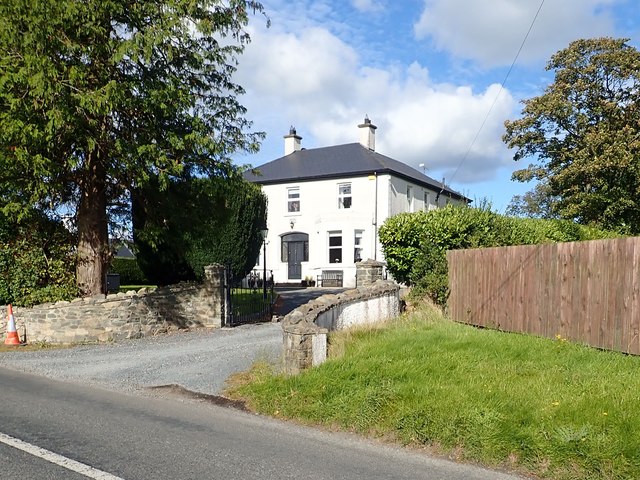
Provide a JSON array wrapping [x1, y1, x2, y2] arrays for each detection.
[[244, 118, 469, 288]]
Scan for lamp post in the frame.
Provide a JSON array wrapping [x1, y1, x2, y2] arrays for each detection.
[[261, 227, 269, 300]]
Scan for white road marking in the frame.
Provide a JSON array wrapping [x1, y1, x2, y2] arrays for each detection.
[[0, 432, 125, 479]]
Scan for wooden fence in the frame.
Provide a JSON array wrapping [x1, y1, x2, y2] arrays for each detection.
[[447, 237, 640, 355]]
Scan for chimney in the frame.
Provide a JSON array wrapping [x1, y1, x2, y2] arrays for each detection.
[[358, 115, 377, 151], [283, 126, 302, 155]]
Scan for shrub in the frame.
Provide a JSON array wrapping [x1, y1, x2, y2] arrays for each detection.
[[378, 212, 429, 285], [109, 257, 148, 285], [409, 242, 450, 306], [184, 182, 267, 282], [133, 176, 267, 285], [0, 211, 78, 306]]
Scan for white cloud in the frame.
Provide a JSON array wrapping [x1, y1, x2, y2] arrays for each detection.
[[240, 27, 358, 102], [379, 82, 515, 184], [235, 21, 516, 184], [413, 0, 618, 67]]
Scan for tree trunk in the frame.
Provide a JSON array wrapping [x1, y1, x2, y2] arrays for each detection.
[[76, 154, 109, 296]]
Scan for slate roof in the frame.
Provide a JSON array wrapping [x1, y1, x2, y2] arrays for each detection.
[[244, 142, 468, 201]]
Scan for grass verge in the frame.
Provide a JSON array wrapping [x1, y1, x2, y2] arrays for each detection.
[[226, 305, 640, 479]]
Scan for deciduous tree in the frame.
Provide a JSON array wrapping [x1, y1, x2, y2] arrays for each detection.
[[0, 0, 265, 295], [505, 181, 559, 219], [504, 37, 640, 233]]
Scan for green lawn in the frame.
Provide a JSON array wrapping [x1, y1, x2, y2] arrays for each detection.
[[231, 288, 276, 316], [226, 306, 640, 480]]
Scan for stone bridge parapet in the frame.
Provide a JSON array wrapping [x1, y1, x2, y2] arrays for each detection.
[[282, 280, 400, 375]]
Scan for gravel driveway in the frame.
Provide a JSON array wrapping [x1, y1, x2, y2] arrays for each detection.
[[0, 322, 282, 397], [0, 288, 347, 398]]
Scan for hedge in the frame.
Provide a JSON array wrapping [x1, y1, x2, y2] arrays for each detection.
[[109, 257, 148, 285]]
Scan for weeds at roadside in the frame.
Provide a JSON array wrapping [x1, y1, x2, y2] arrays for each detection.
[[0, 340, 71, 352]]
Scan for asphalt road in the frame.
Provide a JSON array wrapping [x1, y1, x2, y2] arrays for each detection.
[[0, 369, 525, 480]]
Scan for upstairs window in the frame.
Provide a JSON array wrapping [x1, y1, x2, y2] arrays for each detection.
[[354, 229, 364, 263], [328, 231, 342, 263], [287, 187, 300, 212], [338, 183, 352, 209], [407, 185, 414, 212]]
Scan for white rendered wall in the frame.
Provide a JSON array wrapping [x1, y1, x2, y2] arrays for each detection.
[[259, 175, 385, 288], [314, 294, 401, 331]]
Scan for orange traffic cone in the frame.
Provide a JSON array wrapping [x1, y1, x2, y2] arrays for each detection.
[[5, 304, 21, 345]]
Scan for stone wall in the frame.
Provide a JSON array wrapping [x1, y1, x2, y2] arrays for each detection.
[[282, 280, 400, 375], [6, 264, 225, 344]]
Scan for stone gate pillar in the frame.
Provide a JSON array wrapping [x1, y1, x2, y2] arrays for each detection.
[[203, 264, 225, 328], [356, 259, 385, 287]]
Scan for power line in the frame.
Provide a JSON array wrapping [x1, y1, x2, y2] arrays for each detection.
[[446, 0, 545, 189]]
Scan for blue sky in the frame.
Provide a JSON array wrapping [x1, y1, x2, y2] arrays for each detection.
[[233, 0, 639, 212]]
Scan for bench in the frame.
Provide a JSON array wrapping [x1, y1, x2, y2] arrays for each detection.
[[317, 270, 343, 287]]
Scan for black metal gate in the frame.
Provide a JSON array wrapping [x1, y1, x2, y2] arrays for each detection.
[[224, 265, 275, 327]]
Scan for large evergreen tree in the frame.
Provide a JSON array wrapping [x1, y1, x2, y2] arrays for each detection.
[[0, 0, 265, 295], [504, 37, 640, 233], [132, 177, 267, 285]]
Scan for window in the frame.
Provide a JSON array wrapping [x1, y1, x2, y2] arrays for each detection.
[[328, 231, 342, 264], [287, 187, 300, 212], [354, 230, 364, 263], [407, 185, 414, 212], [338, 183, 352, 209], [424, 191, 431, 211]]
